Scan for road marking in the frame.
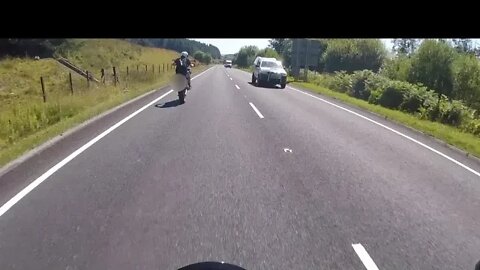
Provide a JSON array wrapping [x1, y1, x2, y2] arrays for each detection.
[[235, 84, 240, 89], [352, 243, 380, 270], [249, 102, 264, 119], [288, 86, 480, 178], [230, 78, 233, 81], [283, 148, 292, 153], [0, 66, 214, 218]]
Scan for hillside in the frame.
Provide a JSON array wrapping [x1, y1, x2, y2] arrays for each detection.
[[127, 39, 221, 59], [0, 39, 206, 166]]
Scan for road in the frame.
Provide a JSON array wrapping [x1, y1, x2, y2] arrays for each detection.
[[0, 65, 479, 270]]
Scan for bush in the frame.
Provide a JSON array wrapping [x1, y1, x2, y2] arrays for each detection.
[[348, 70, 377, 100], [439, 99, 472, 126], [202, 54, 212, 65], [453, 54, 480, 111], [408, 39, 456, 98], [378, 82, 406, 109], [306, 72, 352, 93], [379, 56, 412, 81], [419, 94, 445, 121], [323, 39, 386, 73], [462, 119, 480, 136], [400, 84, 436, 113], [234, 45, 258, 68], [329, 71, 353, 93], [365, 74, 390, 104], [193, 51, 212, 64], [193, 51, 204, 62], [256, 48, 280, 59], [419, 95, 472, 126]]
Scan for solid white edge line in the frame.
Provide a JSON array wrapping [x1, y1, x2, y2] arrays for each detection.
[[235, 84, 240, 90], [352, 243, 380, 270], [0, 66, 214, 218], [287, 86, 480, 178], [249, 102, 264, 119]]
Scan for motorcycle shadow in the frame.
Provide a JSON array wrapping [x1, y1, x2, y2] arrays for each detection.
[[155, 99, 183, 108]]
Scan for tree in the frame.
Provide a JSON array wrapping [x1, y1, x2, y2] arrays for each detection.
[[234, 45, 259, 68], [392, 39, 419, 56], [203, 54, 212, 65], [269, 39, 293, 67], [380, 56, 412, 81], [408, 39, 457, 97], [193, 51, 204, 62], [452, 39, 474, 54], [256, 48, 280, 59], [453, 54, 480, 109], [0, 39, 67, 58], [323, 39, 386, 73], [126, 39, 221, 59], [269, 39, 289, 54]]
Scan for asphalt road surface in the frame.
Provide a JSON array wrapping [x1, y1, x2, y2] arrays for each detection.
[[0, 65, 479, 270]]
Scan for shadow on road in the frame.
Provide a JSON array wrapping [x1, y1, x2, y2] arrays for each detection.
[[248, 81, 284, 89], [155, 100, 182, 108]]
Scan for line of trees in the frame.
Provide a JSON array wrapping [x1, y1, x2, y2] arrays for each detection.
[[233, 46, 280, 68], [193, 51, 212, 65], [0, 39, 222, 60], [127, 39, 221, 59], [0, 39, 68, 58]]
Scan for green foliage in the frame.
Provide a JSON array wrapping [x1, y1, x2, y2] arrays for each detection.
[[452, 39, 474, 54], [0, 39, 186, 158], [377, 81, 408, 109], [256, 48, 280, 59], [269, 39, 292, 67], [127, 39, 221, 59], [202, 54, 212, 65], [379, 56, 412, 81], [452, 53, 480, 111], [408, 39, 457, 98], [349, 70, 376, 100], [463, 119, 480, 136], [392, 39, 419, 56], [0, 39, 68, 58], [192, 51, 212, 64], [400, 84, 436, 113], [234, 45, 259, 68], [417, 95, 473, 126], [193, 51, 205, 62], [323, 39, 386, 73]]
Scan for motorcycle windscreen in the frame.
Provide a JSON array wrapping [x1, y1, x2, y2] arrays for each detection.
[[171, 74, 188, 92]]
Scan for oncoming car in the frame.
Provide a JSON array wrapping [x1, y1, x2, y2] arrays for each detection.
[[251, 57, 287, 88]]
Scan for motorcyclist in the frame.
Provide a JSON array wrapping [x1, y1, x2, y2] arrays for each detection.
[[174, 51, 192, 89]]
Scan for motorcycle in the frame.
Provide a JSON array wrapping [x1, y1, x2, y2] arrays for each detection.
[[172, 69, 191, 104]]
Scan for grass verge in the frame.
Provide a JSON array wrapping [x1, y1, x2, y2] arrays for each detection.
[[292, 82, 480, 159], [0, 60, 209, 167]]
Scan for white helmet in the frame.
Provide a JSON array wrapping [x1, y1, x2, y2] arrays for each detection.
[[181, 51, 188, 58]]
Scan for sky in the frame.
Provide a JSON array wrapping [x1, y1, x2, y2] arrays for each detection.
[[191, 39, 271, 55]]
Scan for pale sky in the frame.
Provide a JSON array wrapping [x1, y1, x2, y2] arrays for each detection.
[[191, 39, 271, 55]]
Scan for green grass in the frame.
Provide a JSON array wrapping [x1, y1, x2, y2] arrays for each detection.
[[293, 82, 480, 159], [0, 39, 208, 166]]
